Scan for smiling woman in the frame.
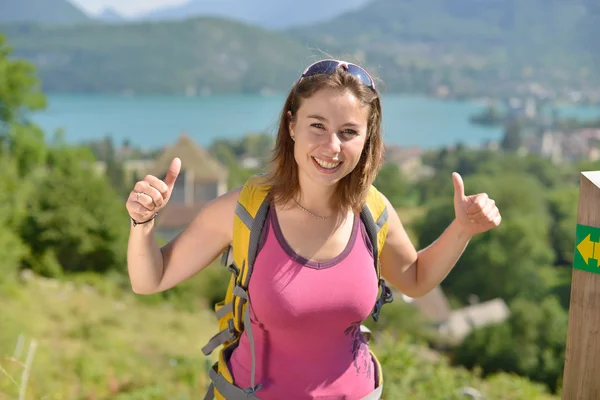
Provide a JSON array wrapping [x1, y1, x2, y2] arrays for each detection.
[[125, 58, 502, 400], [291, 89, 371, 191], [263, 59, 384, 218]]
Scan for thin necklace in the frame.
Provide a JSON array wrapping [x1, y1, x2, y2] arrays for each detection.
[[293, 198, 329, 219]]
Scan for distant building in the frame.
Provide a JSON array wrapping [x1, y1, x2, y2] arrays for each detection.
[[401, 286, 453, 326], [118, 133, 228, 241], [400, 286, 510, 344], [384, 145, 434, 181], [152, 134, 228, 240], [438, 298, 510, 343], [521, 128, 600, 163]]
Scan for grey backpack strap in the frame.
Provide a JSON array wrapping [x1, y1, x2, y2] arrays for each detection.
[[360, 204, 394, 322], [203, 382, 214, 400], [360, 204, 380, 262]]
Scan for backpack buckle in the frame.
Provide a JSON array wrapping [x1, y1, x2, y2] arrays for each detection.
[[228, 261, 240, 277], [201, 319, 238, 356], [371, 279, 394, 322], [220, 245, 234, 267]]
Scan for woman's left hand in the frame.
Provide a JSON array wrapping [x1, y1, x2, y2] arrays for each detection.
[[452, 172, 502, 237]]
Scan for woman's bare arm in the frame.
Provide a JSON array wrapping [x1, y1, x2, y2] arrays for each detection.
[[127, 185, 241, 294]]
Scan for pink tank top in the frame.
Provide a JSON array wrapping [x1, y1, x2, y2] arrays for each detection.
[[228, 205, 380, 399]]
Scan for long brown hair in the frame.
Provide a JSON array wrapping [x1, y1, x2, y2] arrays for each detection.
[[260, 64, 384, 214]]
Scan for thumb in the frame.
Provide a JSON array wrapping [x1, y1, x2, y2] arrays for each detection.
[[164, 157, 181, 190], [452, 172, 465, 202]]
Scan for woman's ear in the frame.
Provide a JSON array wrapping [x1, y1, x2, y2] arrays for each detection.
[[287, 110, 295, 138]]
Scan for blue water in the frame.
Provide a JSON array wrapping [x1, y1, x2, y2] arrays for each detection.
[[31, 93, 600, 150]]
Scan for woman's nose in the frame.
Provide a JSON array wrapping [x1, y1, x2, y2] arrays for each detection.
[[323, 131, 342, 154]]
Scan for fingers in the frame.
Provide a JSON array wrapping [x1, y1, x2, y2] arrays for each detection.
[[127, 191, 153, 214], [466, 193, 489, 219], [126, 174, 172, 221], [132, 186, 164, 210], [491, 208, 502, 226], [467, 195, 493, 222], [466, 194, 501, 228], [143, 175, 169, 197]]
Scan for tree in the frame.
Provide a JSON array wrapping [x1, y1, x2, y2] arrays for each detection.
[[20, 137, 130, 276], [547, 186, 578, 266], [416, 148, 498, 205], [415, 172, 554, 304], [0, 157, 30, 286], [0, 34, 45, 128], [0, 34, 48, 282], [454, 296, 567, 392], [0, 34, 130, 278], [501, 118, 523, 152], [373, 162, 408, 208]]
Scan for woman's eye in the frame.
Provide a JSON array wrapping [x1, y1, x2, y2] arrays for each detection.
[[342, 129, 358, 135], [311, 123, 325, 129]]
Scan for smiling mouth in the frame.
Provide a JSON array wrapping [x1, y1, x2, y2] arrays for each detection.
[[312, 157, 343, 170]]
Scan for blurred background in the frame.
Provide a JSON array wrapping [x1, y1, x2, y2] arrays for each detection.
[[1, 0, 599, 399]]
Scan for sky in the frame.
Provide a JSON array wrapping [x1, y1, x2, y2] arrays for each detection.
[[69, 0, 190, 17]]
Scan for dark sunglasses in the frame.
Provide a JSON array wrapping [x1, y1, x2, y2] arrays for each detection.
[[300, 59, 375, 89]]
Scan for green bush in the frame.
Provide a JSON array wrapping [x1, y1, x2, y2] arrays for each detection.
[[374, 333, 558, 399]]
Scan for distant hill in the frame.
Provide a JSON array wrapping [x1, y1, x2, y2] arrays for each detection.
[[0, 0, 90, 24], [0, 0, 599, 99], [135, 0, 371, 29], [288, 0, 600, 95], [0, 17, 313, 94], [96, 7, 124, 24]]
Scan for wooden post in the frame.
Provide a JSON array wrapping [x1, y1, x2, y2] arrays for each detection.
[[562, 171, 600, 399]]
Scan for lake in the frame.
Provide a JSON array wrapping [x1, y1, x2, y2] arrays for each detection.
[[31, 93, 600, 151]]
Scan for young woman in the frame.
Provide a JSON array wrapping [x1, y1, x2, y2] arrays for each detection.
[[125, 59, 501, 399]]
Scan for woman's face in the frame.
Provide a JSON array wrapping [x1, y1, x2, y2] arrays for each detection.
[[289, 88, 370, 189]]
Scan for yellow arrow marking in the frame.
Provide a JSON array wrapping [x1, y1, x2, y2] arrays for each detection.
[[577, 234, 598, 265]]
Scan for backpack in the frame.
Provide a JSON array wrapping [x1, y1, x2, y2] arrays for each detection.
[[201, 175, 394, 400]]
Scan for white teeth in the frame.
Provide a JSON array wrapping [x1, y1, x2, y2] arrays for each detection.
[[314, 157, 341, 169]]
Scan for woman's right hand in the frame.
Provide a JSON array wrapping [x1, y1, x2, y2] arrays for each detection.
[[126, 157, 181, 223]]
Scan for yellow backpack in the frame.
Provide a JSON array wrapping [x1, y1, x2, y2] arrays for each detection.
[[202, 175, 394, 400]]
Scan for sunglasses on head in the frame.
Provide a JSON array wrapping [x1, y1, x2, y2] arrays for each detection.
[[299, 59, 375, 89]]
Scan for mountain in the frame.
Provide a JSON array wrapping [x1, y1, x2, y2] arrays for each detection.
[[0, 0, 598, 99], [0, 0, 90, 24], [96, 7, 124, 23], [0, 17, 313, 94], [287, 0, 599, 96], [136, 0, 371, 29], [290, 0, 588, 57]]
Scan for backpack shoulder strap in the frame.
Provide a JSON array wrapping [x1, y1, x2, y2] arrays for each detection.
[[233, 175, 271, 302], [202, 175, 271, 357], [363, 185, 390, 274], [361, 185, 394, 322]]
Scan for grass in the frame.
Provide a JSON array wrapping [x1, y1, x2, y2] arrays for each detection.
[[0, 274, 219, 400]]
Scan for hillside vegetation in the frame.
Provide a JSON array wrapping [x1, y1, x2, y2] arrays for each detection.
[[0, 17, 313, 94], [0, 0, 598, 97], [0, 0, 90, 24], [0, 273, 218, 399], [0, 272, 558, 400], [290, 0, 599, 95]]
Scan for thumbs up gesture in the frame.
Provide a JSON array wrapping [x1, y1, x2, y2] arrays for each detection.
[[452, 172, 501, 237], [126, 157, 181, 224]]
